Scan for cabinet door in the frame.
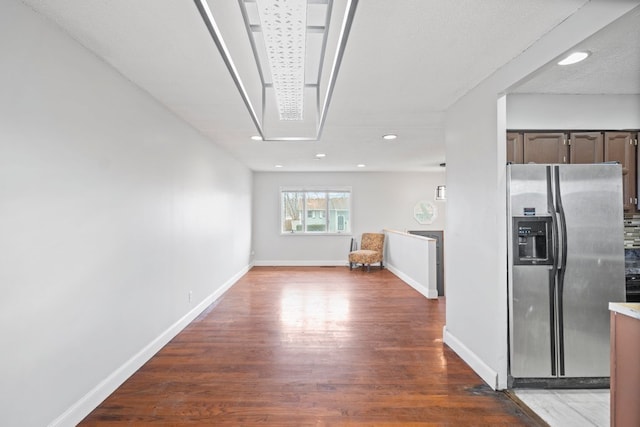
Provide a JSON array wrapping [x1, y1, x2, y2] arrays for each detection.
[[604, 132, 637, 211], [506, 132, 524, 164], [570, 132, 603, 163], [523, 133, 568, 164]]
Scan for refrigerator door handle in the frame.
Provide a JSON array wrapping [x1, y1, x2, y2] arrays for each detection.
[[554, 165, 568, 376], [546, 166, 559, 376], [554, 166, 568, 274], [546, 167, 559, 275]]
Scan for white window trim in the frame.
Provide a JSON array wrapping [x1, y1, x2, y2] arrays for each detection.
[[280, 187, 352, 236]]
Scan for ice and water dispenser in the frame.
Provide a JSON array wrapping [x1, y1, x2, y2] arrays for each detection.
[[512, 216, 553, 265]]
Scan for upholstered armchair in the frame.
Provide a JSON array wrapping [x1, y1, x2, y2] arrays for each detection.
[[349, 233, 385, 272]]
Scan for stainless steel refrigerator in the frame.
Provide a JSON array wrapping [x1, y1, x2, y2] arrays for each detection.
[[507, 163, 626, 388]]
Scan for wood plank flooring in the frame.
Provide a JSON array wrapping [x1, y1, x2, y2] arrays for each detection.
[[80, 267, 540, 426]]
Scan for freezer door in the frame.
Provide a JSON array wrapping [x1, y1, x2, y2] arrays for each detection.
[[557, 164, 626, 377], [510, 266, 555, 377], [508, 165, 549, 219], [507, 164, 556, 378]]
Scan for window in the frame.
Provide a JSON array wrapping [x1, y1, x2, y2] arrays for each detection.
[[281, 188, 351, 234]]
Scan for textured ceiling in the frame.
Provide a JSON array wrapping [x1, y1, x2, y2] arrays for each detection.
[[18, 0, 638, 172], [513, 5, 640, 95]]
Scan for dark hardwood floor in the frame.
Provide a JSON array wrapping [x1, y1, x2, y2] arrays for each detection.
[[81, 267, 539, 426]]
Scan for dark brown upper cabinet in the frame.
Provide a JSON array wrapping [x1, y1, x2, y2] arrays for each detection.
[[604, 131, 637, 211], [506, 132, 524, 164], [523, 133, 568, 164], [569, 132, 604, 164]]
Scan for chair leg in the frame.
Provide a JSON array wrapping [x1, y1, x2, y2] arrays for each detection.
[[367, 264, 370, 272], [380, 261, 384, 270], [349, 262, 353, 271]]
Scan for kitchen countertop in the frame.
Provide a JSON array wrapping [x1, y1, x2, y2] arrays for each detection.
[[609, 302, 640, 320]]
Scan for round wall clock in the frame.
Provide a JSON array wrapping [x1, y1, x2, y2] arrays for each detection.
[[414, 200, 437, 224]]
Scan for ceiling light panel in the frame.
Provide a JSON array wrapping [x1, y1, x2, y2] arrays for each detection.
[[200, 0, 357, 140], [255, 0, 307, 120], [241, 0, 334, 129]]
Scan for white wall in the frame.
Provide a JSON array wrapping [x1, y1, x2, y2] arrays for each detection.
[[0, 2, 252, 426], [384, 230, 438, 299], [444, 0, 640, 390], [507, 94, 640, 129], [252, 171, 446, 265]]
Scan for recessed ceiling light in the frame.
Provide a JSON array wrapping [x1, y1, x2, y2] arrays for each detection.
[[557, 51, 590, 66], [382, 134, 397, 140], [357, 164, 366, 168], [251, 135, 263, 141], [275, 164, 283, 168], [315, 153, 326, 158]]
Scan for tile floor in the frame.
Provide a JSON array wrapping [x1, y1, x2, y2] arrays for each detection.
[[515, 389, 610, 427]]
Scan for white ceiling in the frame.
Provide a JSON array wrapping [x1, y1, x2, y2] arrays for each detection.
[[19, 0, 640, 172], [512, 4, 640, 95]]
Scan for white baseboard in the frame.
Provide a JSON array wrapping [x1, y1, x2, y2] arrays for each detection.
[[442, 325, 499, 390], [49, 264, 252, 427], [386, 264, 438, 299], [253, 260, 348, 267]]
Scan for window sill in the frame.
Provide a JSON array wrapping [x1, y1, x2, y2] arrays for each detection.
[[280, 232, 353, 236]]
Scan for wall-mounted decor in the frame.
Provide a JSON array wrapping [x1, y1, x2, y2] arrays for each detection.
[[414, 200, 437, 224]]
